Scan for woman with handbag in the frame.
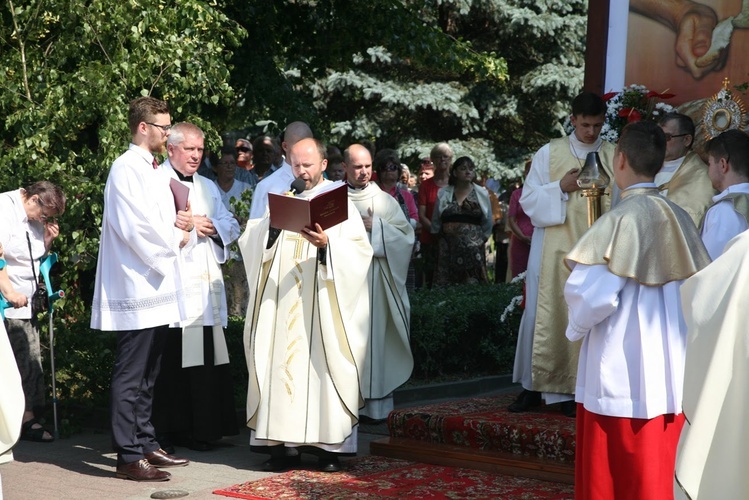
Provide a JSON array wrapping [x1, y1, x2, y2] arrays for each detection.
[[0, 181, 65, 443]]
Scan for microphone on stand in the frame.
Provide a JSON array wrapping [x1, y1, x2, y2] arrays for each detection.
[[290, 177, 306, 195]]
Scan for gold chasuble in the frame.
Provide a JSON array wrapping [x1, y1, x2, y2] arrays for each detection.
[[239, 185, 373, 448], [658, 152, 715, 227], [531, 137, 615, 394]]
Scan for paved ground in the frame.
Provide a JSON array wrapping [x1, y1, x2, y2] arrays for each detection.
[[0, 376, 516, 500], [1, 425, 388, 500]]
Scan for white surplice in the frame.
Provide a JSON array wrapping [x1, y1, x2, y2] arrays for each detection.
[[91, 144, 194, 331], [675, 231, 749, 500], [514, 134, 603, 404], [700, 182, 749, 259], [248, 160, 295, 219], [564, 263, 687, 419], [239, 180, 373, 452], [347, 183, 414, 419], [162, 161, 240, 367]]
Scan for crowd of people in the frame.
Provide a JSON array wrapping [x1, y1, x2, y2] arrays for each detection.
[[2, 89, 748, 498]]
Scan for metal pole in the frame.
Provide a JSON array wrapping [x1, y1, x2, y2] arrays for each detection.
[[49, 309, 59, 440]]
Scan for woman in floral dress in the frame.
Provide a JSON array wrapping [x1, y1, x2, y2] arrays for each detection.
[[431, 156, 493, 285]]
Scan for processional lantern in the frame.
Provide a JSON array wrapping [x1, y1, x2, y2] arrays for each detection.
[[577, 152, 610, 227]]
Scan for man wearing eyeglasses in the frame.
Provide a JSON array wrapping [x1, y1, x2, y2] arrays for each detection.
[[343, 144, 414, 423], [656, 112, 714, 226], [91, 96, 194, 482]]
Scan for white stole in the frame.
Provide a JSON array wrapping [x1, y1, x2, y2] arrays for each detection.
[[179, 175, 230, 368]]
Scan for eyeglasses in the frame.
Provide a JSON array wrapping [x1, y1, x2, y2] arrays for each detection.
[[236, 146, 251, 153], [383, 164, 399, 172], [146, 122, 172, 133], [35, 198, 57, 223], [664, 133, 688, 141]]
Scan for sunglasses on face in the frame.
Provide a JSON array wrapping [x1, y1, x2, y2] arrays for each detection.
[[236, 146, 251, 153]]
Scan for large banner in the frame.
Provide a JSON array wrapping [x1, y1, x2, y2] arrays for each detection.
[[605, 0, 748, 105]]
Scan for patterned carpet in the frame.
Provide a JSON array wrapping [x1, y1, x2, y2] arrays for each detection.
[[388, 393, 577, 464], [213, 455, 574, 499]]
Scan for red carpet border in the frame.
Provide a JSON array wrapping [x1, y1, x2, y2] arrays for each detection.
[[212, 455, 574, 499], [387, 393, 576, 464]]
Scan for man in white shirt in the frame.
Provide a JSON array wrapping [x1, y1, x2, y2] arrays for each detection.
[[700, 129, 749, 259], [564, 121, 709, 499], [248, 121, 313, 219]]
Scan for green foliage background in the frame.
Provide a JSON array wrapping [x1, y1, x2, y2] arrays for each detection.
[[0, 0, 582, 431]]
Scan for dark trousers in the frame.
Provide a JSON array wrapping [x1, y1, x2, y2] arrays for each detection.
[[110, 325, 168, 464]]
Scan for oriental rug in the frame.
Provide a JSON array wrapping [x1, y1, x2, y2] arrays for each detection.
[[387, 393, 576, 464], [212, 455, 573, 499]]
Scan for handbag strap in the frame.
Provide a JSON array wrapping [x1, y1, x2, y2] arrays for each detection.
[[26, 231, 40, 287]]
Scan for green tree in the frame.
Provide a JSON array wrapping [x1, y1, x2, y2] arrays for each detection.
[[226, 0, 587, 181], [0, 0, 244, 321]]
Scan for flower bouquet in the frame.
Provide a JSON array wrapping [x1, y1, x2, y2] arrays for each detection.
[[599, 85, 676, 142]]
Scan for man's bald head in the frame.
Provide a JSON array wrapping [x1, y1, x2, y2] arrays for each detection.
[[343, 144, 373, 188], [282, 121, 313, 155]]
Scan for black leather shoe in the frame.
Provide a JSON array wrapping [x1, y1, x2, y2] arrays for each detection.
[[318, 456, 341, 473], [116, 459, 171, 481], [561, 401, 577, 418], [260, 454, 301, 472], [508, 390, 542, 413], [145, 448, 190, 468]]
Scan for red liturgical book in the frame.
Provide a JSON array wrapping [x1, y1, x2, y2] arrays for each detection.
[[169, 178, 190, 212], [268, 182, 348, 233]]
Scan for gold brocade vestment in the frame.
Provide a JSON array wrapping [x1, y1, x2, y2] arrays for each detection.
[[530, 137, 615, 394], [658, 151, 715, 227]]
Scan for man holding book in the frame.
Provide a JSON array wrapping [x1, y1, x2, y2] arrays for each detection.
[[153, 122, 241, 452], [238, 138, 373, 473], [343, 144, 414, 421]]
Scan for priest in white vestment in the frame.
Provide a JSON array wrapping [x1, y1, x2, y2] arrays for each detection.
[[564, 121, 709, 500], [248, 121, 312, 219], [676, 230, 749, 500], [699, 129, 749, 259], [153, 123, 241, 450], [239, 138, 373, 473], [511, 92, 615, 416], [0, 252, 25, 493], [91, 97, 193, 481], [343, 144, 414, 420]]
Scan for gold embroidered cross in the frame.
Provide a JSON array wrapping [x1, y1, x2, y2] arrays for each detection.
[[286, 232, 307, 261]]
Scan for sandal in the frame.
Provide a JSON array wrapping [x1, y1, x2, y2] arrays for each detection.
[[21, 418, 55, 443]]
